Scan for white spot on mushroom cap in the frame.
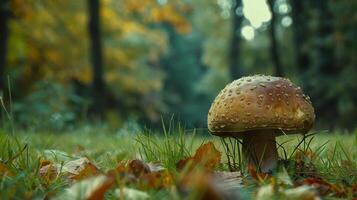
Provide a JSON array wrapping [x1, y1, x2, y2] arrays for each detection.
[[296, 108, 305, 119]]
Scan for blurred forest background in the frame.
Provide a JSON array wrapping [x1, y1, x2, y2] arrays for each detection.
[[0, 0, 356, 131]]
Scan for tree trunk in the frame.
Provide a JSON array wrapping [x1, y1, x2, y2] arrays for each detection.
[[267, 0, 283, 77], [229, 0, 244, 80], [87, 0, 105, 118], [291, 0, 310, 73], [0, 0, 10, 93]]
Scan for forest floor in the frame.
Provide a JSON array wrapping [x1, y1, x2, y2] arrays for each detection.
[[0, 126, 356, 200]]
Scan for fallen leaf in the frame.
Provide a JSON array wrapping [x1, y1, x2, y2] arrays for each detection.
[[176, 142, 221, 172], [147, 161, 166, 172], [256, 185, 319, 200], [39, 164, 59, 185], [193, 142, 222, 171], [106, 162, 127, 177], [213, 171, 243, 191], [176, 157, 195, 171], [115, 188, 150, 200], [54, 175, 114, 200], [128, 159, 150, 177], [107, 160, 173, 190], [302, 177, 346, 197], [107, 162, 137, 185], [178, 171, 241, 200], [138, 171, 174, 190], [63, 157, 99, 181]]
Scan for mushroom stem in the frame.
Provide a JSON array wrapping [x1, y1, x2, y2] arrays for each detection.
[[242, 130, 278, 172]]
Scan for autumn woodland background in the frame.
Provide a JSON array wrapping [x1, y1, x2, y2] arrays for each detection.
[[0, 0, 356, 132]]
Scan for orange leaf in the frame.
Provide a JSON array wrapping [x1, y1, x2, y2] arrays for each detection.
[[128, 159, 150, 178], [176, 142, 221, 172], [107, 162, 136, 184], [178, 171, 241, 200], [87, 176, 115, 200], [193, 142, 221, 171], [176, 157, 195, 171], [106, 162, 127, 177], [64, 157, 99, 181], [303, 177, 346, 197], [138, 171, 174, 190]]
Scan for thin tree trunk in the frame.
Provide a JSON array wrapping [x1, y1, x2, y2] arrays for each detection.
[[229, 0, 244, 80], [267, 0, 283, 77], [0, 0, 10, 92], [88, 0, 105, 118], [291, 0, 310, 73]]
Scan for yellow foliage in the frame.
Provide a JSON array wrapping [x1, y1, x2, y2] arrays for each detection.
[[8, 0, 190, 120], [148, 4, 191, 34]]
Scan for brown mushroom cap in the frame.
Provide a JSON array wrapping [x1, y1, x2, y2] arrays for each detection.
[[207, 75, 315, 137]]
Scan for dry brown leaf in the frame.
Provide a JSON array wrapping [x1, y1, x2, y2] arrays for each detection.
[[138, 171, 174, 190], [302, 177, 346, 197], [107, 160, 173, 190], [213, 171, 243, 191], [176, 157, 195, 171], [128, 159, 150, 177], [106, 162, 126, 176], [256, 185, 319, 200], [115, 188, 150, 200], [176, 142, 221, 172], [55, 175, 114, 200], [193, 142, 221, 171], [39, 164, 59, 185], [63, 157, 99, 181], [178, 171, 241, 200], [147, 161, 166, 172], [87, 176, 115, 200], [107, 162, 137, 185]]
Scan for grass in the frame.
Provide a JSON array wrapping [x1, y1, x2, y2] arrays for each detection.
[[0, 126, 356, 199]]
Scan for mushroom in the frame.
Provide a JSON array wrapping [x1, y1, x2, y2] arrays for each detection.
[[207, 75, 315, 172]]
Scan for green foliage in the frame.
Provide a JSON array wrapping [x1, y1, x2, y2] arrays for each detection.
[[13, 81, 78, 130], [159, 26, 210, 127]]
